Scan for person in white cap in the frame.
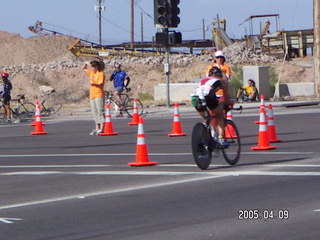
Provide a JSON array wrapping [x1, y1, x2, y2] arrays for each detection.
[[206, 50, 232, 100]]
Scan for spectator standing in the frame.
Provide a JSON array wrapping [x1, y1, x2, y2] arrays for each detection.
[[83, 60, 106, 135], [206, 51, 232, 100], [1, 72, 13, 122]]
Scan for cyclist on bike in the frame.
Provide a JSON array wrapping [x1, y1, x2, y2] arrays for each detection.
[[0, 72, 13, 122], [109, 62, 130, 109], [193, 67, 232, 146]]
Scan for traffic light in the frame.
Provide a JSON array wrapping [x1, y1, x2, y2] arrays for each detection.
[[156, 32, 169, 46], [156, 31, 182, 46], [169, 0, 180, 28], [169, 31, 182, 45], [154, 0, 180, 28]]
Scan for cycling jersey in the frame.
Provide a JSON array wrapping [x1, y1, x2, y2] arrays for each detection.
[[195, 77, 221, 110], [196, 77, 221, 96], [110, 70, 129, 88], [1, 80, 12, 98]]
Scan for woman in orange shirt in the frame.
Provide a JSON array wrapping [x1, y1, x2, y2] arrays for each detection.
[[206, 51, 232, 99], [83, 60, 106, 135]]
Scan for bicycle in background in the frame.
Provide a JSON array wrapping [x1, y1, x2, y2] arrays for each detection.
[[40, 99, 63, 117], [105, 87, 144, 118], [0, 94, 35, 123]]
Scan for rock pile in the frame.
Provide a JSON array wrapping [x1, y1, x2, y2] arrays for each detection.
[[223, 41, 278, 64]]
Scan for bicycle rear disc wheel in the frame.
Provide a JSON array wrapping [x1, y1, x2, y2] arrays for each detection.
[[191, 122, 212, 170], [222, 120, 241, 165], [18, 102, 36, 121], [125, 98, 144, 117]]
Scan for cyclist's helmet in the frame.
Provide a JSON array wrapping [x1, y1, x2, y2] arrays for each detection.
[[209, 67, 223, 78], [114, 62, 121, 68], [1, 72, 9, 78]]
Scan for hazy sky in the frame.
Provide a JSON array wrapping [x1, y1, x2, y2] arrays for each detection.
[[0, 0, 313, 44]]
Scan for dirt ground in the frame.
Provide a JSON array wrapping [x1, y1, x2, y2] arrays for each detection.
[[0, 31, 314, 106]]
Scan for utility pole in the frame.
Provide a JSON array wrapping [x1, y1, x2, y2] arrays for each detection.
[[99, 0, 102, 45], [131, 0, 134, 49], [141, 12, 144, 51], [314, 0, 320, 98], [95, 0, 105, 46], [202, 19, 205, 40]]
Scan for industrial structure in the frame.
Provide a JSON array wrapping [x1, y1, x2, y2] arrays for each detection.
[[28, 15, 314, 59]]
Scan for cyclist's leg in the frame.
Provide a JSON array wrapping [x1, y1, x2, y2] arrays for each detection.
[[114, 87, 124, 107]]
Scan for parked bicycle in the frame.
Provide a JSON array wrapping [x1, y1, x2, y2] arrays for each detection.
[[191, 99, 242, 170], [40, 99, 63, 117], [0, 94, 35, 122], [105, 87, 144, 117]]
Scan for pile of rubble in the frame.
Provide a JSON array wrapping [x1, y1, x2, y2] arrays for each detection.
[[223, 41, 278, 64]]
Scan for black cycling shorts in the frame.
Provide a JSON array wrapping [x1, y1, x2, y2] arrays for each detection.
[[205, 91, 219, 110], [3, 95, 11, 105]]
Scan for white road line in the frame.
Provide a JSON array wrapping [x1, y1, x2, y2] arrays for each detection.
[[0, 175, 227, 210], [314, 209, 320, 212], [267, 164, 320, 168], [0, 164, 320, 169], [0, 217, 22, 224], [2, 170, 320, 177], [0, 151, 313, 158], [0, 165, 113, 168]]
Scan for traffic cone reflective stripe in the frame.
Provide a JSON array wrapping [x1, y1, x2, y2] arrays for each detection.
[[267, 104, 282, 142], [168, 103, 186, 137], [251, 107, 277, 150], [30, 100, 47, 135], [128, 117, 158, 166], [255, 94, 265, 124], [128, 98, 139, 125], [226, 110, 233, 120], [99, 103, 119, 136]]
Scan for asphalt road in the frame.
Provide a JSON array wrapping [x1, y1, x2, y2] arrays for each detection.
[[1, 105, 320, 240]]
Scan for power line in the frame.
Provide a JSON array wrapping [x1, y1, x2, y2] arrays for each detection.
[[135, 2, 153, 20], [101, 16, 152, 41]]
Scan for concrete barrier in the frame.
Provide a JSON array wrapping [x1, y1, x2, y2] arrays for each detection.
[[276, 82, 315, 97], [154, 83, 198, 102]]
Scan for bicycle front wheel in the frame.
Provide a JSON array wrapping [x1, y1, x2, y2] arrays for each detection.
[[47, 103, 62, 116], [17, 102, 36, 121], [222, 119, 241, 165], [125, 98, 144, 117], [191, 122, 212, 170], [109, 100, 120, 117]]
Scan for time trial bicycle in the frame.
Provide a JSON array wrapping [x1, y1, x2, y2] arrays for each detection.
[[191, 98, 242, 170]]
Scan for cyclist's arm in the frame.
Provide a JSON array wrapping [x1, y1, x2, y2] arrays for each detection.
[[109, 73, 115, 81], [125, 77, 130, 88]]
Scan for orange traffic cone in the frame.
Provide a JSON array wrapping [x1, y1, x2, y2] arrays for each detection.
[[267, 104, 282, 142], [255, 94, 265, 124], [168, 103, 186, 137], [30, 100, 48, 135], [128, 117, 158, 166], [225, 110, 237, 138], [251, 107, 277, 150], [128, 98, 139, 125], [99, 103, 119, 136]]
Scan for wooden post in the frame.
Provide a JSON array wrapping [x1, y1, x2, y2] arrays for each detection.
[[314, 0, 320, 97]]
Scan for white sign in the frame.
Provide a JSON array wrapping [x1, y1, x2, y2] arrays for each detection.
[[98, 51, 110, 57], [164, 63, 170, 73]]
